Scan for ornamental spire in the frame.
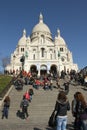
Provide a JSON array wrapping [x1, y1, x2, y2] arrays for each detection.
[[23, 29, 26, 36], [39, 13, 43, 23], [57, 29, 60, 37]]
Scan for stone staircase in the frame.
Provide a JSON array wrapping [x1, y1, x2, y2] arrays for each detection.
[[0, 79, 86, 130], [0, 82, 58, 130]]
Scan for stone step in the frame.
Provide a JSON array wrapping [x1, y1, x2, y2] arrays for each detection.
[[0, 79, 87, 130]]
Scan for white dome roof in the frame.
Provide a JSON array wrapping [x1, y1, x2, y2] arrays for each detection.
[[58, 36, 66, 45], [57, 29, 66, 45], [32, 22, 51, 34], [18, 29, 27, 46], [32, 13, 51, 34]]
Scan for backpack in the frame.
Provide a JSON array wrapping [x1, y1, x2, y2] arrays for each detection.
[[23, 99, 28, 108], [20, 99, 29, 108]]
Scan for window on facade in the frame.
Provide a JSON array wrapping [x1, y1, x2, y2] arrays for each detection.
[[50, 49, 52, 52], [50, 54, 52, 59], [61, 57, 65, 62], [21, 48, 24, 52], [60, 48, 63, 52], [19, 67, 21, 71], [41, 35, 45, 43], [33, 49, 36, 52], [41, 48, 45, 57], [33, 54, 35, 60]]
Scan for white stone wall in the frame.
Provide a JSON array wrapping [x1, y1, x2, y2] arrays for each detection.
[[5, 14, 78, 74]]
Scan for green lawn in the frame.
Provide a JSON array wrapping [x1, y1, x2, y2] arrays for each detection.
[[0, 75, 13, 93]]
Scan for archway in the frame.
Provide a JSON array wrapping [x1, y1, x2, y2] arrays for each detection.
[[40, 65, 47, 76], [50, 65, 57, 75], [30, 65, 37, 75]]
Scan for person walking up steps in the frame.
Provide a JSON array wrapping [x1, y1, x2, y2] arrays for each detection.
[[24, 90, 30, 102], [20, 95, 29, 119]]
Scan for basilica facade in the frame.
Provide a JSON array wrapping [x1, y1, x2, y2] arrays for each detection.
[[5, 13, 78, 76]]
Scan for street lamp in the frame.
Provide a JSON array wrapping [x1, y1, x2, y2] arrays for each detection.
[[20, 55, 25, 70], [58, 51, 61, 77], [13, 55, 16, 73]]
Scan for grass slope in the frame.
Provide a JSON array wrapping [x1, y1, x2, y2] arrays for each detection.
[[0, 75, 12, 93]]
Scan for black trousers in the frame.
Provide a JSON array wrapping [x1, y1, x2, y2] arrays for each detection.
[[22, 107, 29, 118]]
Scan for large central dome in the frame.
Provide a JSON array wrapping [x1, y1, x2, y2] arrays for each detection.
[[32, 13, 51, 34]]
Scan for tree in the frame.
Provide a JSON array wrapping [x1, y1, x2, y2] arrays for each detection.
[[2, 56, 10, 70]]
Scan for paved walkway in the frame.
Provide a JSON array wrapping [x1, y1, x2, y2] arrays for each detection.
[[0, 79, 87, 130]]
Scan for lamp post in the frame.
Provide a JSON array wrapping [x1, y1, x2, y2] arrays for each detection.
[[37, 63, 40, 76], [47, 62, 50, 74], [58, 51, 61, 77], [20, 55, 25, 71], [13, 55, 16, 73]]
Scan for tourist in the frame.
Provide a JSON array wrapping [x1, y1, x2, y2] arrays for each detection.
[[54, 91, 70, 130], [72, 92, 87, 130], [20, 95, 29, 119], [29, 87, 34, 101], [63, 82, 69, 95], [49, 79, 53, 90], [72, 91, 81, 129], [24, 90, 30, 102], [56, 77, 60, 89], [2, 96, 10, 119]]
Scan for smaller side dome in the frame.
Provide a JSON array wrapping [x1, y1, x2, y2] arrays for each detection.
[[18, 29, 27, 46], [57, 29, 66, 45]]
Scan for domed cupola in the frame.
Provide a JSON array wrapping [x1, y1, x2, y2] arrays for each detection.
[[18, 29, 27, 46], [56, 29, 66, 46], [31, 13, 52, 41]]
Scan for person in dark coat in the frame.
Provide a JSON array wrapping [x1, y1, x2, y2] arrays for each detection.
[[2, 96, 10, 119], [20, 95, 29, 119], [63, 82, 69, 95], [54, 91, 70, 130], [73, 92, 87, 130]]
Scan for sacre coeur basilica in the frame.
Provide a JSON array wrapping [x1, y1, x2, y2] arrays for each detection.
[[5, 13, 78, 76]]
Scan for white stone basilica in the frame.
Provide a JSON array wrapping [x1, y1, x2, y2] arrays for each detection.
[[6, 13, 78, 76]]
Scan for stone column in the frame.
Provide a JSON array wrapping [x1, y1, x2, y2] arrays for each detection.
[[37, 64, 40, 77], [38, 69, 40, 77]]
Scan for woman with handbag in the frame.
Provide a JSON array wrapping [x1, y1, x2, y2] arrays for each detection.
[[54, 91, 70, 130]]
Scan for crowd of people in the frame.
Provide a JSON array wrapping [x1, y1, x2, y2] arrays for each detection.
[[1, 69, 87, 130]]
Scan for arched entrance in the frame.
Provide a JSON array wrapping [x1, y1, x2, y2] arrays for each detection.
[[50, 65, 57, 75], [40, 65, 47, 76], [30, 65, 37, 75]]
